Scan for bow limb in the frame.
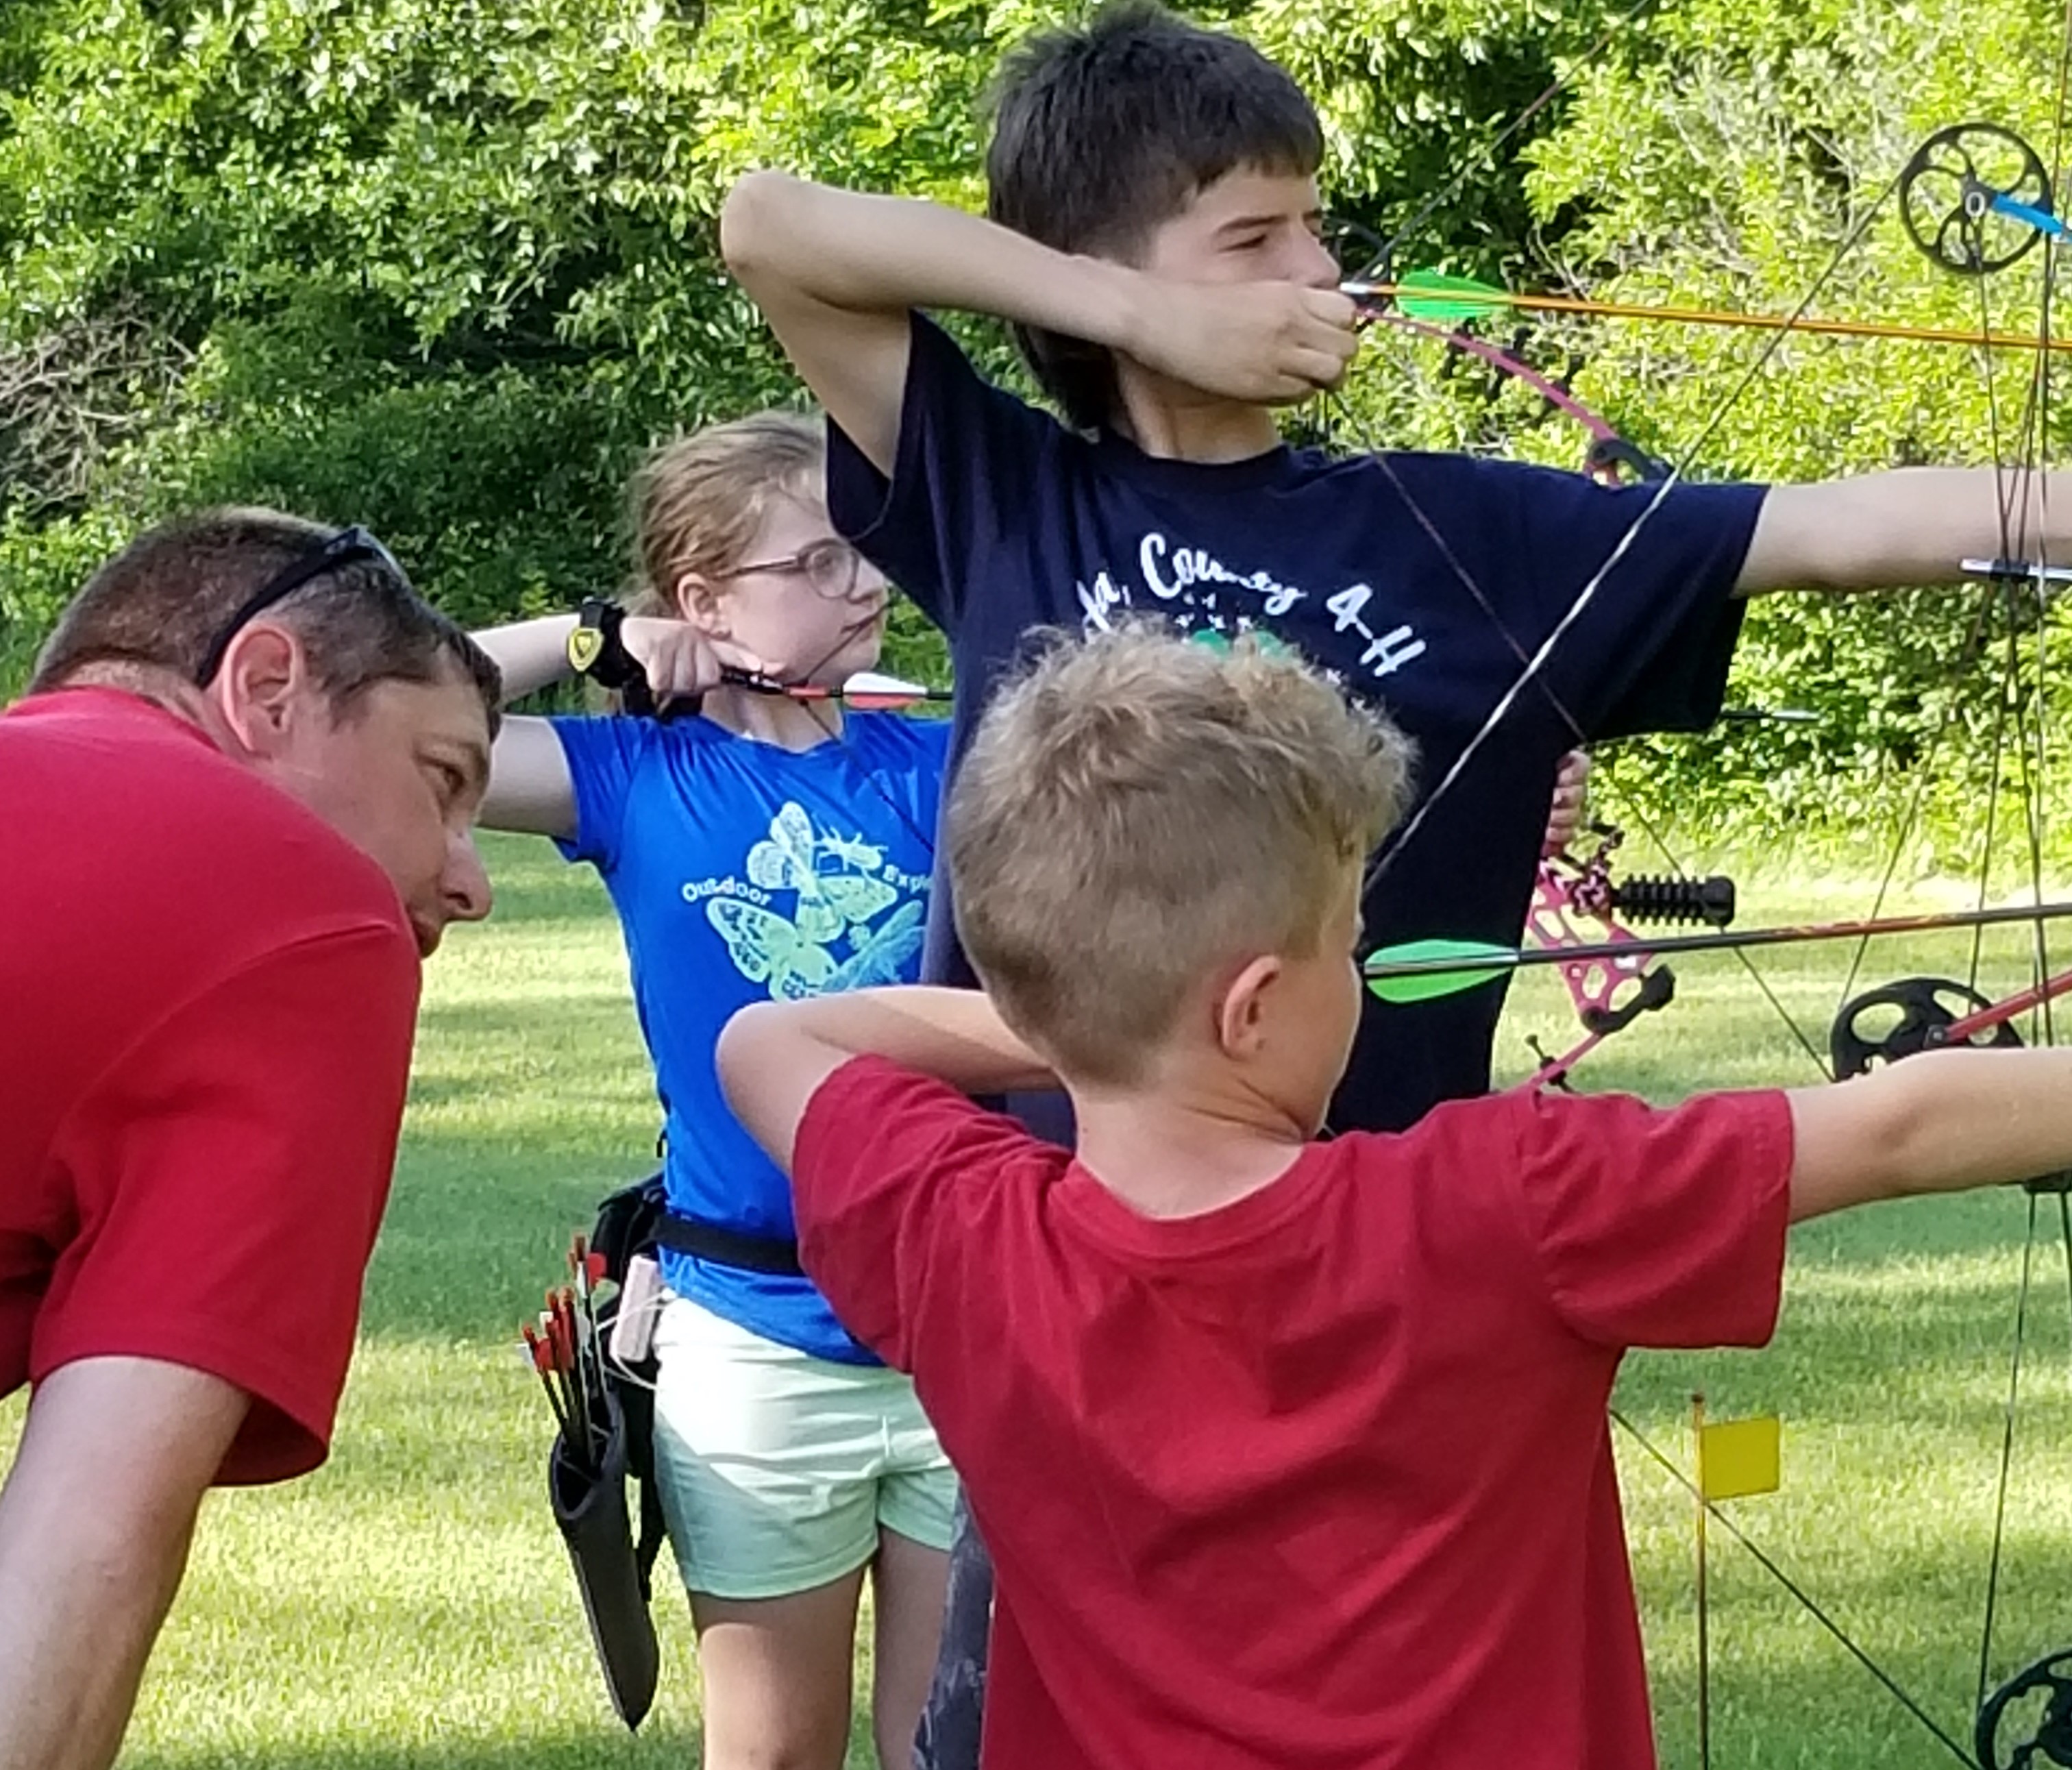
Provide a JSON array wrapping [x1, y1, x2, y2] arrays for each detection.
[[1365, 309, 1631, 465]]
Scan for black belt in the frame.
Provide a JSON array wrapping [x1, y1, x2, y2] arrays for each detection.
[[651, 1211, 803, 1278]]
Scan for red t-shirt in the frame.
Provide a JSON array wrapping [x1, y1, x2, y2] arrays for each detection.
[[0, 689, 422, 1484], [794, 1056, 1794, 1770]]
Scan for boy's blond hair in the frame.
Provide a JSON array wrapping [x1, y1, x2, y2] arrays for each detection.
[[948, 626, 1414, 1084], [625, 410, 822, 616]]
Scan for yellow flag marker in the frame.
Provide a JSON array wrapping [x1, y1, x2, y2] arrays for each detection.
[[1697, 1414, 1781, 1502], [1690, 1398, 1782, 1765]]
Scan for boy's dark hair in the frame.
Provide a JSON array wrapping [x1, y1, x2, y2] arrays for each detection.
[[32, 507, 502, 730], [985, 0, 1323, 430]]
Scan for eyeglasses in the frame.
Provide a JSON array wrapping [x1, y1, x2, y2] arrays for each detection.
[[722, 537, 871, 602], [194, 525, 415, 686]]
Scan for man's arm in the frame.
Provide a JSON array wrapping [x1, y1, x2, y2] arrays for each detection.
[[718, 171, 1356, 476], [0, 1357, 248, 1770], [717, 986, 1054, 1170], [1738, 468, 2071, 593], [1787, 1046, 2072, 1221]]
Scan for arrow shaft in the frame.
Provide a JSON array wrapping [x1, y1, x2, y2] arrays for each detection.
[[1364, 900, 2072, 982], [1344, 282, 2072, 355], [718, 666, 951, 706]]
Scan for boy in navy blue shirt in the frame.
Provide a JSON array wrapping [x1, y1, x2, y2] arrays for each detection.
[[721, 13, 2065, 1138], [719, 3, 2072, 1760]]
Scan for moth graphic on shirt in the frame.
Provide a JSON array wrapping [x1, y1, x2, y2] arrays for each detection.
[[702, 802, 927, 1000], [705, 898, 840, 1000], [743, 801, 900, 943]]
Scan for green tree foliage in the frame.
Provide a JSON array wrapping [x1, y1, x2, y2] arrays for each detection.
[[1, 0, 2067, 867], [1503, 0, 2072, 868], [0, 0, 1002, 679], [1305, 0, 2072, 869]]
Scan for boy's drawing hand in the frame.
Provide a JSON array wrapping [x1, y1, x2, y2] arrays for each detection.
[[1126, 280, 1359, 404], [621, 617, 772, 704]]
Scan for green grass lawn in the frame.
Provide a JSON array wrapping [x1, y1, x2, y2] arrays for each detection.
[[88, 835, 2072, 1767]]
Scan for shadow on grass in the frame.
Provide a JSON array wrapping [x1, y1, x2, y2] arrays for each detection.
[[121, 1730, 704, 1770], [362, 1148, 652, 1341]]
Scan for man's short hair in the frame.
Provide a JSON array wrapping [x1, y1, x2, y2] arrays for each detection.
[[30, 508, 502, 729], [948, 625, 1412, 1085], [985, 0, 1324, 431]]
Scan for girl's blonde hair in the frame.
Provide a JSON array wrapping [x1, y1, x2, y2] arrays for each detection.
[[624, 410, 824, 617]]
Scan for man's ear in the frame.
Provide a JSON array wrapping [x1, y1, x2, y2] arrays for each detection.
[[207, 623, 310, 759], [1214, 955, 1283, 1059]]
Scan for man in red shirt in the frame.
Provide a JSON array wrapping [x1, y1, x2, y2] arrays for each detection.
[[717, 626, 2072, 1770], [0, 509, 500, 1770]]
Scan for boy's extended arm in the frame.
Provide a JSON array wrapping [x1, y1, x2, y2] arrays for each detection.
[[719, 171, 1356, 476], [717, 986, 1054, 1170], [1740, 469, 2072, 593], [1786, 1046, 2072, 1221]]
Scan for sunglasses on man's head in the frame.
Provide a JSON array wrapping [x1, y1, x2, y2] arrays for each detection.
[[193, 524, 415, 687]]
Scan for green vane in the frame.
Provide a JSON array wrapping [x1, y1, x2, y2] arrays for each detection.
[[1364, 901, 2072, 1005]]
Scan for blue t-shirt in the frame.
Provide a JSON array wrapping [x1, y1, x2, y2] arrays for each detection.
[[826, 315, 1766, 1133], [553, 709, 948, 1362]]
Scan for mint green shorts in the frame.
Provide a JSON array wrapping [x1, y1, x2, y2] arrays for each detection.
[[650, 1294, 957, 1601]]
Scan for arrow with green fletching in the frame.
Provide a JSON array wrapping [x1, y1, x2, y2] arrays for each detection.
[[1363, 900, 2072, 1005], [1340, 269, 2072, 355], [1388, 269, 1517, 324]]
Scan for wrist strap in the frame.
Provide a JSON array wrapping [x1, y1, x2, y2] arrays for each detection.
[[568, 600, 654, 713]]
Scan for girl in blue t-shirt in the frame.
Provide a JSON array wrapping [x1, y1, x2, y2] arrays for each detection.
[[473, 410, 952, 1770]]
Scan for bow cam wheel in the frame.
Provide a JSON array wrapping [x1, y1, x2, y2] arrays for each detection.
[[1829, 976, 2023, 1079], [1900, 122, 2054, 275], [1980, 1649, 2072, 1769]]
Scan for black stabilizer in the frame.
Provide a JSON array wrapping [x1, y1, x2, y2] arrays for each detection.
[[1606, 873, 1736, 927]]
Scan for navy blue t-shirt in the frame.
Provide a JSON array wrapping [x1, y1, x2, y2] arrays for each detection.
[[826, 315, 1766, 1133]]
